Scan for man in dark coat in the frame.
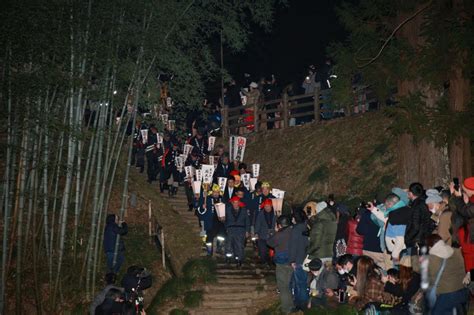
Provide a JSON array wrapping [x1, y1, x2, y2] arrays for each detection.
[[405, 182, 432, 253], [145, 126, 159, 183], [188, 131, 209, 160], [103, 214, 128, 274], [225, 196, 250, 267], [267, 216, 294, 314], [254, 199, 276, 265], [214, 153, 231, 181], [131, 121, 145, 173], [222, 176, 236, 203]]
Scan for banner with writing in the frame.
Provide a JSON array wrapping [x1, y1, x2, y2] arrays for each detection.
[[234, 136, 247, 162], [184, 166, 194, 179], [241, 173, 251, 190], [218, 177, 227, 193], [195, 169, 203, 182], [141, 129, 148, 144], [229, 136, 236, 161], [252, 164, 260, 178], [271, 188, 285, 199], [208, 136, 216, 152], [201, 164, 215, 184], [183, 144, 194, 157]]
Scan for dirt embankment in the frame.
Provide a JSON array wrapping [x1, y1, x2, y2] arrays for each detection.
[[244, 112, 398, 206]]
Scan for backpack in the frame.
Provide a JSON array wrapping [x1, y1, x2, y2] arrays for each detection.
[[290, 266, 309, 310]]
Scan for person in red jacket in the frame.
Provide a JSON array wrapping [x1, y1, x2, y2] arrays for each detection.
[[346, 211, 364, 257], [458, 224, 474, 272]]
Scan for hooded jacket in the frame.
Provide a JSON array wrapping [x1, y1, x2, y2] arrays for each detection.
[[385, 201, 411, 259], [103, 216, 128, 253], [428, 240, 465, 295], [307, 208, 337, 259]]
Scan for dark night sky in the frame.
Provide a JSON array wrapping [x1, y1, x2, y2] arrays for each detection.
[[225, 0, 347, 88]]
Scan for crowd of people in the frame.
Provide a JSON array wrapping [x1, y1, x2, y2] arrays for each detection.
[[94, 115, 474, 315]]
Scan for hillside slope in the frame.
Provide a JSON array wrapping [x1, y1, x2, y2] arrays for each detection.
[[245, 112, 397, 205]]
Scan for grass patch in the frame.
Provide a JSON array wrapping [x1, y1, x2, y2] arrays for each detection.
[[170, 309, 190, 315], [258, 301, 358, 315], [182, 257, 217, 284], [308, 165, 330, 184], [183, 290, 203, 308], [147, 258, 216, 312]]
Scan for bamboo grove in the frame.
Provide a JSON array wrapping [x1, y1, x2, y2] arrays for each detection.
[[0, 0, 281, 313]]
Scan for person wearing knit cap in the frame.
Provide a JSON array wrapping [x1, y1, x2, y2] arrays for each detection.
[[254, 198, 276, 265], [307, 201, 337, 265], [224, 196, 250, 267], [425, 189, 452, 245]]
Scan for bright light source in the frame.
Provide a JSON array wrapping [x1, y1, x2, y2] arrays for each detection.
[[113, 90, 117, 95]]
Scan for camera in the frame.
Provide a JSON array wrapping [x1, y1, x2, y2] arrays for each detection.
[[453, 177, 460, 192], [338, 290, 346, 303]]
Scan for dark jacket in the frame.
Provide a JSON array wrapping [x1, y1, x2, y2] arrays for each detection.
[[288, 222, 309, 265], [405, 197, 432, 247], [214, 162, 230, 180], [225, 205, 250, 233], [254, 210, 276, 240], [103, 216, 128, 253], [384, 272, 421, 305], [356, 209, 382, 253], [222, 186, 236, 203], [308, 208, 337, 259], [267, 226, 292, 264]]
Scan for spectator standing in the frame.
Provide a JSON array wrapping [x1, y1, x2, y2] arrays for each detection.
[[405, 182, 432, 254], [103, 214, 128, 274], [267, 216, 294, 314], [307, 202, 337, 264]]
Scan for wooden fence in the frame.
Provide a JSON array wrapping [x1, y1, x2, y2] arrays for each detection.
[[222, 86, 377, 137]]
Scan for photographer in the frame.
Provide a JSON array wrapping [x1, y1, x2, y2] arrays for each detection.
[[121, 266, 152, 314], [90, 273, 124, 315]]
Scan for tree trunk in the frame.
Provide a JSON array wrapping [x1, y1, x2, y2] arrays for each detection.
[[395, 5, 451, 187]]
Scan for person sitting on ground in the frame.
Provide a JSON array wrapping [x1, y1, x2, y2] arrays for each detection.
[[267, 215, 295, 314], [382, 256, 422, 314], [308, 260, 340, 308], [103, 214, 128, 274], [90, 273, 124, 315], [307, 201, 337, 264], [353, 256, 400, 311]]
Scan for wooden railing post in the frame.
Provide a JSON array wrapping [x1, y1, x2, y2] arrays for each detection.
[[314, 87, 321, 123], [282, 93, 289, 129], [222, 105, 229, 138]]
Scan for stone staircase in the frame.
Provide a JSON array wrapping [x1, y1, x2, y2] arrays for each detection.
[[164, 186, 278, 315]]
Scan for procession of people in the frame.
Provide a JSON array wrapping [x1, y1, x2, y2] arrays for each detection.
[[123, 114, 474, 315]]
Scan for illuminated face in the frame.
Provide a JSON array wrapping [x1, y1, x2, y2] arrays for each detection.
[[236, 191, 244, 199], [262, 187, 270, 195], [427, 202, 440, 214], [231, 200, 240, 209], [212, 191, 220, 198], [264, 204, 272, 212], [228, 180, 235, 188]]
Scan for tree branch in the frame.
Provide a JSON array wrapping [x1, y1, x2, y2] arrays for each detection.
[[357, 1, 433, 69]]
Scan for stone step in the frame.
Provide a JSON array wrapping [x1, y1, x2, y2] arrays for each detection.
[[216, 274, 264, 280], [217, 278, 265, 285], [203, 291, 265, 301], [191, 309, 246, 315], [204, 283, 264, 293], [201, 299, 252, 308]]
